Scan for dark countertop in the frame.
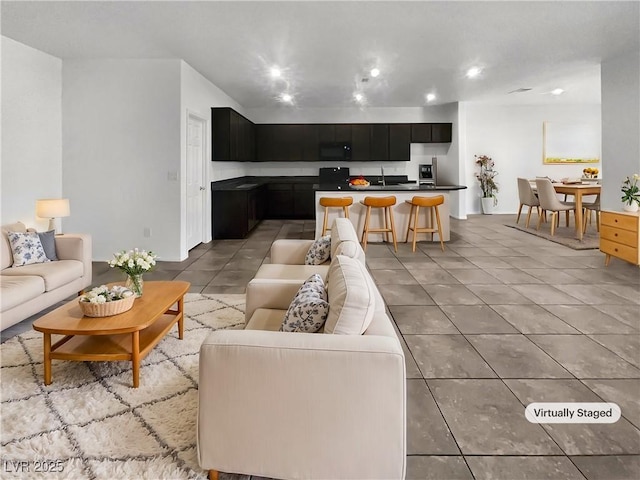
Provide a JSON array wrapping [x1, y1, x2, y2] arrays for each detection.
[[210, 175, 429, 191], [211, 176, 317, 191], [315, 183, 467, 192]]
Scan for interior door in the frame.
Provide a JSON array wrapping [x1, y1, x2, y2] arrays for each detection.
[[186, 114, 205, 250]]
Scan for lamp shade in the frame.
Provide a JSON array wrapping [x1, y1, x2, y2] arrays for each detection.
[[36, 198, 70, 218]]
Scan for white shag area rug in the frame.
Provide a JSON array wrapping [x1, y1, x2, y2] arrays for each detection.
[[1, 293, 249, 480]]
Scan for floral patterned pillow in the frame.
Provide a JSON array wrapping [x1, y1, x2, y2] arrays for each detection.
[[304, 234, 331, 265], [280, 274, 329, 333], [7, 231, 51, 267]]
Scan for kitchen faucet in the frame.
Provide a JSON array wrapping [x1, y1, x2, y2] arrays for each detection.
[[381, 166, 386, 187]]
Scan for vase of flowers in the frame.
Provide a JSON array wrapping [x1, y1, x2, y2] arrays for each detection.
[[621, 174, 640, 212], [109, 248, 157, 297], [475, 154, 499, 214]]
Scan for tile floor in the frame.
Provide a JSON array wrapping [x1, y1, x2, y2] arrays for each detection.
[[2, 215, 639, 479]]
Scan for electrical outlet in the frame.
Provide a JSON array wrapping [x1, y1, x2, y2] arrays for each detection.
[[143, 227, 152, 238], [167, 171, 178, 181]]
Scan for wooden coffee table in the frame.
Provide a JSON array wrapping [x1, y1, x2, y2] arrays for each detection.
[[33, 281, 190, 388]]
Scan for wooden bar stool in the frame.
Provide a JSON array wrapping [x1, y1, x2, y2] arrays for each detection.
[[404, 195, 445, 252], [319, 197, 353, 236], [360, 196, 397, 252]]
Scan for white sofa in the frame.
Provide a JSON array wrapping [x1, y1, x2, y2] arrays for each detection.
[[198, 253, 407, 480], [253, 217, 365, 283], [1, 222, 92, 331]]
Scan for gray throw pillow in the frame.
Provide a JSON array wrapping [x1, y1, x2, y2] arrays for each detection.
[[304, 234, 331, 265], [280, 274, 329, 333], [38, 230, 58, 261]]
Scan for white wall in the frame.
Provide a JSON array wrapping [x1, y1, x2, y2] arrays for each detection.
[[1, 37, 62, 230], [179, 61, 248, 255], [601, 50, 640, 210], [62, 59, 182, 261], [462, 103, 601, 214]]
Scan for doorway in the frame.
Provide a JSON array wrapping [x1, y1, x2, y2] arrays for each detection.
[[186, 112, 206, 250]]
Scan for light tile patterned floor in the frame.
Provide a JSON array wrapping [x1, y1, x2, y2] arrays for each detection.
[[3, 215, 639, 479]]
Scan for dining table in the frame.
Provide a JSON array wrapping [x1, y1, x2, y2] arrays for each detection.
[[531, 182, 601, 241]]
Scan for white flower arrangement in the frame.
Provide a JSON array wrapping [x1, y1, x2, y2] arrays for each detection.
[[108, 248, 157, 276], [79, 285, 134, 304]]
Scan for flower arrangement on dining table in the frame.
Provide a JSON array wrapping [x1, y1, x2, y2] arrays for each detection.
[[475, 154, 499, 206], [621, 174, 640, 210], [108, 248, 157, 297]]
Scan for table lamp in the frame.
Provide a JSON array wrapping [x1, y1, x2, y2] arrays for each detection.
[[36, 198, 70, 234]]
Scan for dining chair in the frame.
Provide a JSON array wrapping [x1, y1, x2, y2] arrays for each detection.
[[535, 178, 576, 236], [516, 178, 541, 228], [582, 194, 601, 234]]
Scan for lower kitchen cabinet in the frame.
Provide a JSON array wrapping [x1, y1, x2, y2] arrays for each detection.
[[267, 183, 295, 219], [293, 183, 316, 219], [212, 186, 266, 239], [600, 210, 640, 266], [267, 183, 316, 219]]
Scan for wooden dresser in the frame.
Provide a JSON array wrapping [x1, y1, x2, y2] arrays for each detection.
[[600, 210, 640, 266]]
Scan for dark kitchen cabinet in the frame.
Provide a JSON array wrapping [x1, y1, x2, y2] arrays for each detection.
[[411, 124, 432, 143], [302, 125, 319, 161], [266, 181, 316, 219], [267, 183, 294, 218], [257, 124, 305, 161], [316, 124, 352, 143], [370, 124, 390, 160], [212, 107, 255, 162], [389, 124, 411, 161], [212, 186, 266, 239], [431, 123, 453, 143], [293, 183, 316, 219], [351, 124, 371, 161], [410, 123, 453, 143]]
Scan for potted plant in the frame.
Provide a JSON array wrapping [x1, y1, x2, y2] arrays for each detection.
[[621, 174, 640, 212], [475, 154, 499, 214]]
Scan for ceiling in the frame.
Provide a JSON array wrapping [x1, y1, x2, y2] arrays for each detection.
[[2, 1, 639, 108]]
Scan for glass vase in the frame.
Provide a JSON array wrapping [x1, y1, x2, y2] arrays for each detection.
[[125, 274, 144, 297]]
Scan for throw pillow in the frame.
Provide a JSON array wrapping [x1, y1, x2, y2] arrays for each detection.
[[38, 230, 58, 261], [280, 273, 329, 333], [304, 234, 331, 265], [324, 255, 375, 335], [7, 231, 51, 267]]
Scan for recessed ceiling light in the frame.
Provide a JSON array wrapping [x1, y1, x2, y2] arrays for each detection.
[[270, 67, 282, 78], [354, 93, 365, 103], [466, 66, 481, 78], [551, 88, 565, 95], [370, 68, 380, 78], [426, 93, 436, 102], [280, 93, 293, 103]]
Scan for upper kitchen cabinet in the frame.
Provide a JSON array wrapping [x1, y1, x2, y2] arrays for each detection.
[[389, 124, 411, 161], [212, 107, 255, 161], [411, 124, 431, 143], [369, 124, 390, 161], [256, 124, 306, 161], [351, 124, 372, 161], [431, 123, 453, 143], [316, 124, 352, 144], [410, 123, 453, 143]]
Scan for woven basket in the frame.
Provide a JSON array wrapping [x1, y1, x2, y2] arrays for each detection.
[[79, 295, 135, 317]]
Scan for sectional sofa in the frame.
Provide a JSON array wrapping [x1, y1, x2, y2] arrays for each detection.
[[198, 218, 407, 479], [1, 221, 92, 331]]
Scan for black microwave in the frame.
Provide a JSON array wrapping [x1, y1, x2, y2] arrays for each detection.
[[319, 142, 351, 161]]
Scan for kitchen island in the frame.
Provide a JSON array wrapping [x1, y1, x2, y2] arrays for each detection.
[[314, 184, 467, 243]]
